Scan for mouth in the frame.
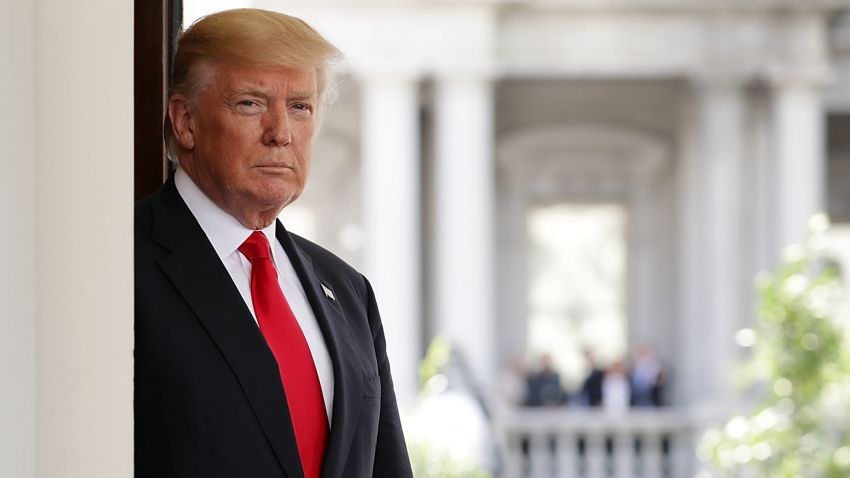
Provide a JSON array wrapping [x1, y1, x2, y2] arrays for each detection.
[[254, 164, 294, 174]]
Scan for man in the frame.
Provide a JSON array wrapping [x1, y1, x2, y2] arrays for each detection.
[[578, 348, 604, 407], [135, 9, 413, 478], [524, 354, 566, 407]]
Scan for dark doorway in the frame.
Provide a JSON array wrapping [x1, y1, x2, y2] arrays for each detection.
[[134, 0, 182, 200]]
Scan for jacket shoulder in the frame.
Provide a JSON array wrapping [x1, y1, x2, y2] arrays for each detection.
[[289, 234, 369, 295], [290, 234, 359, 276]]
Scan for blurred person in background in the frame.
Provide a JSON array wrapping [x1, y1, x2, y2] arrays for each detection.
[[577, 348, 605, 407], [629, 344, 665, 407], [497, 352, 528, 409], [602, 359, 631, 415], [525, 354, 567, 407]]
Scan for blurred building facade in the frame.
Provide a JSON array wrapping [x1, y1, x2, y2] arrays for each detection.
[[185, 0, 850, 413]]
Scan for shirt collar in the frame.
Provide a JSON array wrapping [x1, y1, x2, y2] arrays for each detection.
[[174, 166, 278, 261]]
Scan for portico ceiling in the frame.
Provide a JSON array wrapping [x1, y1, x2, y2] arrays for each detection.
[[257, 0, 846, 82]]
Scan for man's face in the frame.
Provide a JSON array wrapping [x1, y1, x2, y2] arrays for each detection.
[[174, 64, 318, 228]]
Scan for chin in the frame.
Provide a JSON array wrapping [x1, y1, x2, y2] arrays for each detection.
[[254, 192, 298, 211], [247, 180, 298, 200]]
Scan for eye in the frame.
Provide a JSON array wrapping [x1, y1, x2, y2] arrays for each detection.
[[233, 98, 265, 114], [290, 103, 314, 119]]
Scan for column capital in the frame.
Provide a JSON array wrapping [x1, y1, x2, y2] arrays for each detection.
[[763, 9, 833, 89], [432, 64, 497, 84], [690, 68, 750, 91], [432, 71, 495, 103], [353, 68, 423, 86], [762, 62, 833, 90]]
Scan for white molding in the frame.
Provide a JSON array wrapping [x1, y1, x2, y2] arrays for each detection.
[[498, 123, 668, 177], [271, 0, 847, 11], [268, 1, 843, 84]]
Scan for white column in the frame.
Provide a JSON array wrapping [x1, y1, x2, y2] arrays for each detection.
[[772, 81, 825, 250], [432, 75, 496, 389], [35, 0, 134, 477], [360, 75, 421, 407], [769, 11, 829, 253], [679, 79, 745, 407]]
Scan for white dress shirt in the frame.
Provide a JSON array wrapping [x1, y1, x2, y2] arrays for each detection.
[[175, 167, 334, 423]]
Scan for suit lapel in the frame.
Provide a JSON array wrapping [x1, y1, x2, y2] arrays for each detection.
[[150, 178, 304, 478], [275, 223, 364, 478]]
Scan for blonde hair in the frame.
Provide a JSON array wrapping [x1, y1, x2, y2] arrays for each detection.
[[164, 9, 342, 160]]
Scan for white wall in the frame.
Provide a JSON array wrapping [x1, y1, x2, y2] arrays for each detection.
[[1, 0, 134, 476], [0, 0, 36, 476], [35, 1, 134, 476]]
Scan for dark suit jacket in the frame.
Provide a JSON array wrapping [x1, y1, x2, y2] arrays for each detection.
[[135, 177, 413, 478]]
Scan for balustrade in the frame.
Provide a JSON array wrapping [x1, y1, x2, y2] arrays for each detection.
[[493, 409, 702, 478]]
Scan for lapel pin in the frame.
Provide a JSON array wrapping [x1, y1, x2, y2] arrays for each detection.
[[321, 283, 336, 301]]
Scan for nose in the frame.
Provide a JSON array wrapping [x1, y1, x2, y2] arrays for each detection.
[[262, 105, 291, 147]]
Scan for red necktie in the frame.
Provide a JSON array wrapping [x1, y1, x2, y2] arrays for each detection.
[[239, 231, 328, 478]]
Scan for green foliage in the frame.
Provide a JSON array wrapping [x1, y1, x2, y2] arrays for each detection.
[[419, 336, 453, 392], [700, 216, 850, 477], [408, 336, 494, 478], [409, 441, 493, 478]]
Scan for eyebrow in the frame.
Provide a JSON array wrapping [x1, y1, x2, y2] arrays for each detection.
[[288, 93, 316, 103], [228, 87, 315, 101], [229, 87, 270, 98]]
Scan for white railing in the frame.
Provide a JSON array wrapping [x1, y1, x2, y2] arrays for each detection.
[[493, 408, 705, 478]]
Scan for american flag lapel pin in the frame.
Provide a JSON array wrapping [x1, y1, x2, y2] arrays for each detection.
[[321, 283, 336, 301]]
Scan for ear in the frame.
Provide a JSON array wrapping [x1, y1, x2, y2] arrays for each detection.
[[167, 95, 196, 150]]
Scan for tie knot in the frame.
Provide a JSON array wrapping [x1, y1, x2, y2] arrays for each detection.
[[238, 231, 272, 261]]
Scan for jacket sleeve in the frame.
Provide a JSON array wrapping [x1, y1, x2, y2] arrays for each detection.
[[362, 276, 414, 478]]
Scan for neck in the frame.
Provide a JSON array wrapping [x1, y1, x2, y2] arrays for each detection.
[[230, 208, 280, 230]]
